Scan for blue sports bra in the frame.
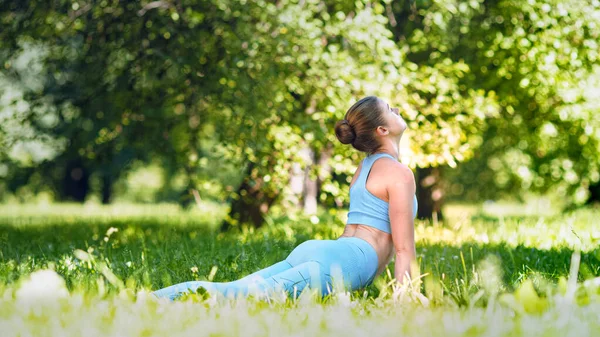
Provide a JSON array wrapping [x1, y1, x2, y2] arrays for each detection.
[[346, 153, 418, 234]]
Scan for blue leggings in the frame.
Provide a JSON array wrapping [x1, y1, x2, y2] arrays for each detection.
[[152, 237, 379, 300]]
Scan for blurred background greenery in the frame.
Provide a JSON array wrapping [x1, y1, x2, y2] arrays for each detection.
[[1, 0, 599, 230]]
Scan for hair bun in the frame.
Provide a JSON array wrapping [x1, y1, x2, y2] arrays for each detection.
[[335, 119, 356, 145]]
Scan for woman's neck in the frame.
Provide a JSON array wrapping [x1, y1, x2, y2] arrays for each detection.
[[369, 147, 399, 160], [373, 136, 401, 159]]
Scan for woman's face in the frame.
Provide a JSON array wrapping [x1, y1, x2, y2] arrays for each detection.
[[379, 99, 407, 137]]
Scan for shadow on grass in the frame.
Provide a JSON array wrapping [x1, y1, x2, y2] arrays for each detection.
[[416, 242, 600, 287]]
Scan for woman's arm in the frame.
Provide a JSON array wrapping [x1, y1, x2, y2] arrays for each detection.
[[387, 164, 417, 284]]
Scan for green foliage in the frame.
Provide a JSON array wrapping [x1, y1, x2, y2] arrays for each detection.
[[436, 0, 600, 204], [1, 0, 599, 215]]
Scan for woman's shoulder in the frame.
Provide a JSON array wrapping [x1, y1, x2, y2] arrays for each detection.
[[378, 157, 413, 175], [377, 158, 415, 187]]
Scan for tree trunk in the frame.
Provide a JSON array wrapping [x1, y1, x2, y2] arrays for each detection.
[[220, 161, 278, 231], [101, 173, 112, 204], [415, 167, 444, 222], [302, 147, 317, 215], [587, 181, 600, 204], [63, 160, 89, 202], [316, 145, 333, 207], [289, 147, 309, 210]]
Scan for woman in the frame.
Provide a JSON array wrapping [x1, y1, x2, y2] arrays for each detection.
[[153, 96, 418, 300]]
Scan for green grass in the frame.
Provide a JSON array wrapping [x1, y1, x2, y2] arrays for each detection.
[[0, 202, 599, 336]]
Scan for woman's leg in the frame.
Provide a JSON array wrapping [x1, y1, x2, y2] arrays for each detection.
[[235, 260, 294, 283], [258, 260, 329, 298], [153, 238, 378, 300], [152, 260, 293, 300], [159, 260, 327, 299]]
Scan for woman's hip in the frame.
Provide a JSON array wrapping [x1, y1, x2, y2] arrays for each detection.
[[284, 238, 379, 288]]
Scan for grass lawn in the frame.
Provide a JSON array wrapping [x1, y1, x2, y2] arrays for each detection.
[[0, 202, 599, 336]]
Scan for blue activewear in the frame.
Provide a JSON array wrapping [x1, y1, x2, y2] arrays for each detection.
[[153, 152, 418, 301], [346, 152, 418, 233], [152, 237, 378, 300]]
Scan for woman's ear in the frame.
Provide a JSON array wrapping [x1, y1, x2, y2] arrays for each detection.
[[376, 125, 389, 136]]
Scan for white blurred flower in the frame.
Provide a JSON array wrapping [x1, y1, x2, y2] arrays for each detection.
[[583, 277, 600, 288], [335, 291, 353, 307], [476, 255, 503, 295], [106, 227, 119, 237], [16, 269, 69, 303]]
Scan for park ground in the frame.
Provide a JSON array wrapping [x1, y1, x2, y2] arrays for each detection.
[[0, 202, 599, 336]]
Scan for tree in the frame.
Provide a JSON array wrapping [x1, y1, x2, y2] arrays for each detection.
[[218, 0, 497, 228], [0, 0, 498, 224], [1, 0, 274, 204], [439, 0, 600, 206], [4, 0, 596, 227], [378, 0, 499, 219]]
